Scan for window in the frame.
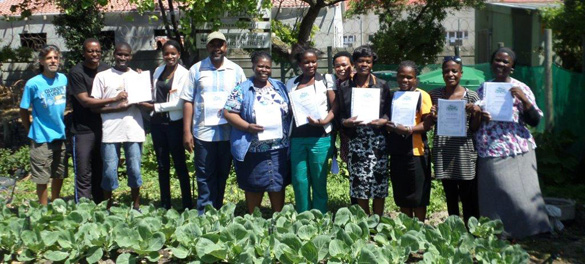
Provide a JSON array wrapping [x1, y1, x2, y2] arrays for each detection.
[[343, 35, 356, 48], [445, 30, 468, 40], [99, 31, 115, 51], [445, 30, 468, 46], [20, 33, 47, 50]]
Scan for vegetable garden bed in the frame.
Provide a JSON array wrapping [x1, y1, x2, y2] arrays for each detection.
[[0, 199, 528, 263]]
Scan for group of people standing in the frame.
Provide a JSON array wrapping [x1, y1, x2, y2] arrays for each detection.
[[19, 30, 550, 239]]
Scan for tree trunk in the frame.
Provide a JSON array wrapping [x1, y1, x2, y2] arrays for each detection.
[[296, 4, 322, 47]]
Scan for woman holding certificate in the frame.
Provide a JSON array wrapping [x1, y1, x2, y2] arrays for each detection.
[[223, 51, 292, 214], [386, 61, 432, 222], [286, 48, 336, 213], [474, 47, 550, 239], [428, 56, 480, 223], [140, 40, 192, 210], [336, 46, 390, 216]]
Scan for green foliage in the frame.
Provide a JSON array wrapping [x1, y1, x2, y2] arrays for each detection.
[[0, 46, 35, 62], [534, 130, 582, 186], [0, 200, 525, 263], [52, 0, 107, 69], [131, 0, 271, 57], [0, 146, 30, 176], [347, 0, 485, 65], [541, 0, 585, 72]]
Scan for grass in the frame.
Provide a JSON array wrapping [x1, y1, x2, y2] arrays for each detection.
[[3, 134, 448, 217]]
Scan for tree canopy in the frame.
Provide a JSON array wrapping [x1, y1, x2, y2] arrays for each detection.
[[541, 0, 585, 72], [348, 0, 485, 66]]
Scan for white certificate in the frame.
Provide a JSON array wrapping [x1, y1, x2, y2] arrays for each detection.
[[202, 91, 229, 126], [289, 88, 322, 127], [255, 103, 283, 141], [351, 88, 380, 123], [391, 91, 420, 126], [437, 99, 467, 137], [125, 70, 152, 104], [484, 82, 514, 122]]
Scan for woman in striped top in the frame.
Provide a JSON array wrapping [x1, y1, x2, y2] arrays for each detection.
[[428, 56, 481, 223]]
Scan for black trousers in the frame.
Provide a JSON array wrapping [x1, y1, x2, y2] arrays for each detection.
[[151, 120, 193, 210], [442, 178, 479, 223], [73, 132, 104, 203]]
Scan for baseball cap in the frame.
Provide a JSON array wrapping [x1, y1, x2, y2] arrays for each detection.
[[206, 31, 226, 45]]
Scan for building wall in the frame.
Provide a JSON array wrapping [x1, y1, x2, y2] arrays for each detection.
[[341, 7, 477, 65]]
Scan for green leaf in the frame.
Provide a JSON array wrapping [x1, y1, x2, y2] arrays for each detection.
[[169, 246, 189, 259], [116, 253, 137, 264], [40, 230, 59, 246], [334, 207, 351, 226], [297, 225, 317, 241], [176, 222, 202, 245], [300, 241, 318, 263], [16, 249, 34, 262], [357, 248, 378, 264], [279, 233, 303, 252], [145, 232, 166, 252], [44, 250, 69, 262], [220, 223, 248, 243], [196, 237, 226, 263], [328, 239, 349, 258], [344, 222, 363, 241], [85, 246, 103, 264], [311, 235, 330, 261]]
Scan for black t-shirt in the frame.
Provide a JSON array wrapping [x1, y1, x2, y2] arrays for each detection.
[[151, 75, 173, 124], [68, 62, 110, 134]]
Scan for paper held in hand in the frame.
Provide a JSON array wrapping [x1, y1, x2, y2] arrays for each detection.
[[391, 91, 420, 127], [437, 99, 467, 137], [484, 82, 514, 122], [289, 88, 322, 127], [203, 91, 230, 126], [255, 103, 283, 141], [125, 70, 153, 104], [351, 88, 380, 123]]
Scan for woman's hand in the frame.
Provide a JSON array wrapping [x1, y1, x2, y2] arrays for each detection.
[[307, 117, 325, 127], [342, 116, 362, 128], [369, 118, 387, 127], [386, 122, 410, 135], [510, 86, 528, 103], [465, 103, 481, 115], [481, 111, 492, 123], [246, 123, 264, 134], [429, 105, 438, 122]]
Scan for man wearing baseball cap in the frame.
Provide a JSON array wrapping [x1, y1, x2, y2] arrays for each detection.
[[181, 31, 246, 214]]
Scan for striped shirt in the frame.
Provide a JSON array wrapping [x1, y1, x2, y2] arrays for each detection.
[[429, 87, 479, 180], [180, 57, 246, 142]]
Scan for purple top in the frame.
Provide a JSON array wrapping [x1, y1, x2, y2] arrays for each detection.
[[475, 78, 542, 158]]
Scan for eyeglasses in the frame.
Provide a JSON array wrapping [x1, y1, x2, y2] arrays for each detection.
[[443, 56, 462, 64]]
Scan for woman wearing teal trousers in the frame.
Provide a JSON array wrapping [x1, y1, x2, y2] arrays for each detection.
[[286, 47, 336, 213]]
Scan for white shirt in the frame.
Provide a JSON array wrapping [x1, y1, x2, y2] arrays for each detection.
[[286, 73, 335, 133], [152, 64, 189, 121], [91, 68, 146, 143]]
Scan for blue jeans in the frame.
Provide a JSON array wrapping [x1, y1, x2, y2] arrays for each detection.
[[101, 142, 143, 191], [194, 139, 231, 215]]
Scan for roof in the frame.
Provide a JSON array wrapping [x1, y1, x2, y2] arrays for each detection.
[[273, 0, 310, 8], [0, 0, 321, 16], [489, 0, 562, 10], [0, 0, 147, 16]]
